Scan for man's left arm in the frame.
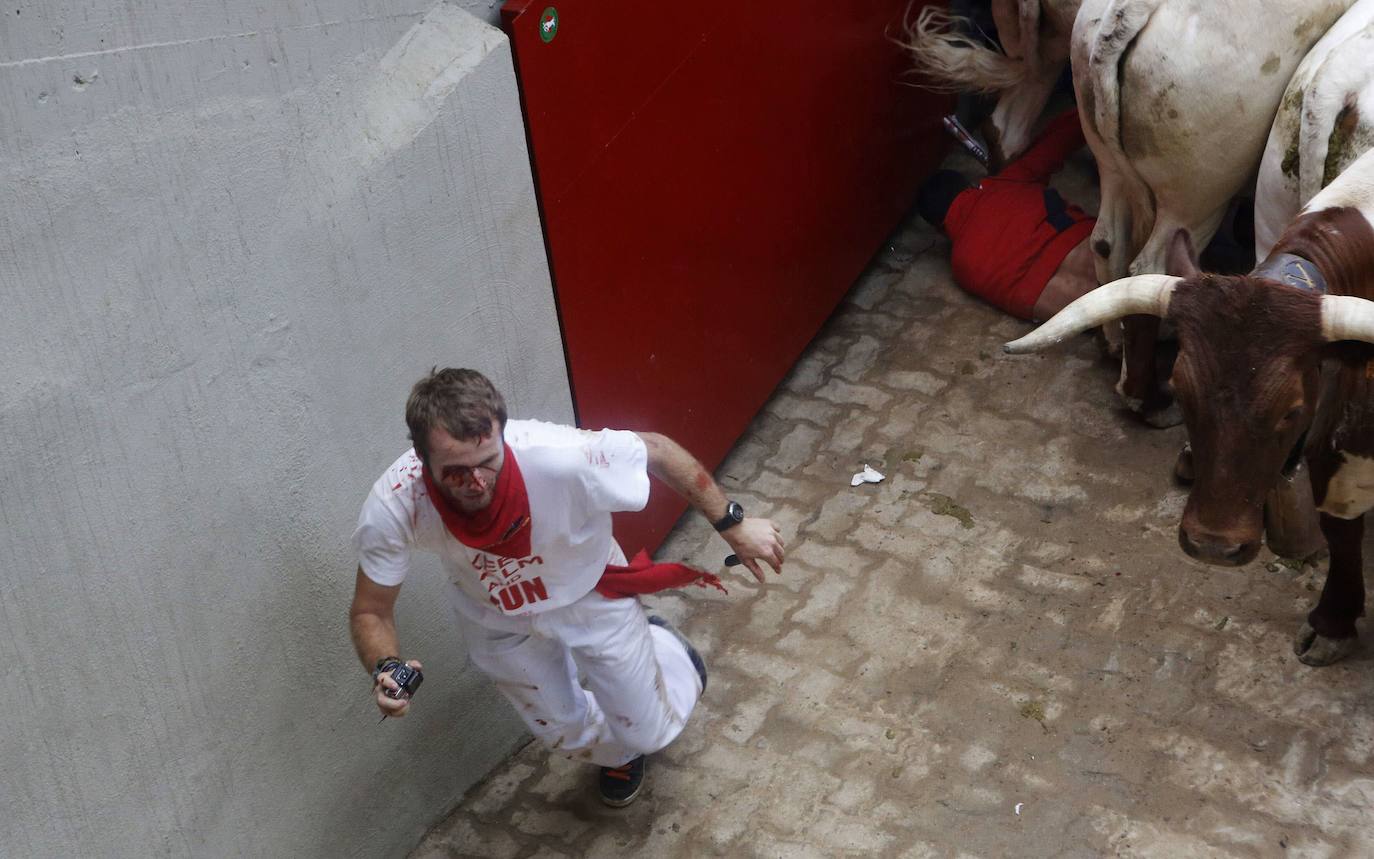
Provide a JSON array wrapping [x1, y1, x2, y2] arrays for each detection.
[[636, 431, 784, 582]]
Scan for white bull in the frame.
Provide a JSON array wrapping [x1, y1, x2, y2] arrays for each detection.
[[1256, 0, 1374, 256], [1074, 0, 1356, 425], [904, 0, 1082, 168]]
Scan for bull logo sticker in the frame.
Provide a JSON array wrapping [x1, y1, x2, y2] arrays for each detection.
[[539, 7, 559, 43]]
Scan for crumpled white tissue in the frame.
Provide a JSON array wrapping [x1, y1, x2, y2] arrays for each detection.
[[850, 464, 885, 487]]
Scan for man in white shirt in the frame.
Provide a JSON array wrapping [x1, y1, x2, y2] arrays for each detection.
[[349, 368, 785, 806]]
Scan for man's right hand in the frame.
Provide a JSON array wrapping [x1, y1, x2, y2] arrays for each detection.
[[373, 659, 423, 718], [722, 518, 785, 582]]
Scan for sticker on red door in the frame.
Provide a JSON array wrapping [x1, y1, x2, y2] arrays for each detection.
[[539, 7, 559, 43]]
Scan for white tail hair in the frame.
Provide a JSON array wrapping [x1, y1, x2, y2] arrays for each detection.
[[899, 5, 1024, 94]]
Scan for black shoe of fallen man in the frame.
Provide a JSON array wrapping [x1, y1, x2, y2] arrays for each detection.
[[648, 615, 707, 692], [599, 755, 646, 807]]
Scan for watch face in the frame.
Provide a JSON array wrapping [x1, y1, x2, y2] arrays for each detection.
[[715, 502, 744, 531]]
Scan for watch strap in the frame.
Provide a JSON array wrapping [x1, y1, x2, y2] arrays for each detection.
[[372, 656, 402, 682]]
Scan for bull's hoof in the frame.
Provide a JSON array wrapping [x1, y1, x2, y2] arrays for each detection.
[[1292, 622, 1358, 666], [1115, 383, 1183, 428], [1141, 401, 1183, 429], [1095, 324, 1123, 361], [1173, 442, 1194, 485]]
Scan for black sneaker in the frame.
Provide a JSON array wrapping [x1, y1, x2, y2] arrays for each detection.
[[648, 615, 707, 692], [599, 755, 646, 807]]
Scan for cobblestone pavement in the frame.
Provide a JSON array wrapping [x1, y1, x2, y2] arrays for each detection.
[[413, 163, 1374, 858]]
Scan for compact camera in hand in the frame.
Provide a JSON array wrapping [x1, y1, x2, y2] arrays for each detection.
[[377, 661, 424, 700]]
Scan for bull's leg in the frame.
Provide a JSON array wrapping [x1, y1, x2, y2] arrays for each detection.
[[1088, 171, 1139, 386], [1087, 161, 1134, 287], [1116, 315, 1179, 427], [1119, 216, 1224, 428], [1293, 512, 1365, 666], [1173, 441, 1193, 485], [1096, 319, 1124, 361]]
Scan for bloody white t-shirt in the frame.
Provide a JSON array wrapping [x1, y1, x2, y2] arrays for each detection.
[[352, 419, 650, 622]]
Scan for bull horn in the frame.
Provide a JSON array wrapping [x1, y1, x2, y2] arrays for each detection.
[[1321, 294, 1374, 344], [1003, 274, 1180, 354]]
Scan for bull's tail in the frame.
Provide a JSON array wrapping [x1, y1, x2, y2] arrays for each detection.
[[1074, 0, 1159, 153], [899, 5, 1024, 94]]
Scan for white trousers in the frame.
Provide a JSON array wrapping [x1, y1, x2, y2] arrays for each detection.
[[460, 590, 702, 768]]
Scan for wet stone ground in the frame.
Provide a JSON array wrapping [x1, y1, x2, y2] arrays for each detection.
[[412, 159, 1374, 858]]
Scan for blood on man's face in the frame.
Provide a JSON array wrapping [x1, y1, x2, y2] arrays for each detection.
[[426, 421, 504, 513]]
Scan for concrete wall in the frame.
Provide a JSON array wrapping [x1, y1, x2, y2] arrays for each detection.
[[0, 2, 570, 856]]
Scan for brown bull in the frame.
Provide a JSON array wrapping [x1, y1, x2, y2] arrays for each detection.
[[1006, 148, 1374, 665]]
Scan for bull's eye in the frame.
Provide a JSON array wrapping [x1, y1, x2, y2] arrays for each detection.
[[1278, 406, 1302, 429]]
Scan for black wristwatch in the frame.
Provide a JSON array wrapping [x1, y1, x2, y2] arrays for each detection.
[[712, 500, 744, 532]]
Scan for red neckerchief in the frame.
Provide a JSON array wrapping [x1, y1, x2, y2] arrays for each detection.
[[424, 442, 724, 599], [595, 550, 727, 599], [422, 442, 532, 559]]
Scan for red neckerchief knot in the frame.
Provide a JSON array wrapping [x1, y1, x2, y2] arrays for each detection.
[[422, 442, 532, 559]]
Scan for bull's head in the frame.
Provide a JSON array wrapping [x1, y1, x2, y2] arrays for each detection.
[[1005, 235, 1374, 567]]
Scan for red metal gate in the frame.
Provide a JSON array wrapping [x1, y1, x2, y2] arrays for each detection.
[[503, 0, 950, 554]]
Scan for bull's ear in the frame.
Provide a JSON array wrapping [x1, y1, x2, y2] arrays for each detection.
[[1166, 228, 1201, 278]]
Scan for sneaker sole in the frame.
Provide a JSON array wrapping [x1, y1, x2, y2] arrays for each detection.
[[599, 784, 644, 808], [599, 759, 646, 808]]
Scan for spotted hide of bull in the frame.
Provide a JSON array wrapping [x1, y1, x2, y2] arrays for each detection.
[[1256, 0, 1374, 258], [1073, 0, 1357, 426]]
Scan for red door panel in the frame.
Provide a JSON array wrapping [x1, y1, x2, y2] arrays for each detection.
[[503, 1, 951, 555]]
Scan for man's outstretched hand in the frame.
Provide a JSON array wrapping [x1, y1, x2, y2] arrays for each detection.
[[722, 518, 784, 582]]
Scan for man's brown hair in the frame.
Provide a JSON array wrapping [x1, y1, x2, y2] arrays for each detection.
[[405, 368, 508, 462]]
